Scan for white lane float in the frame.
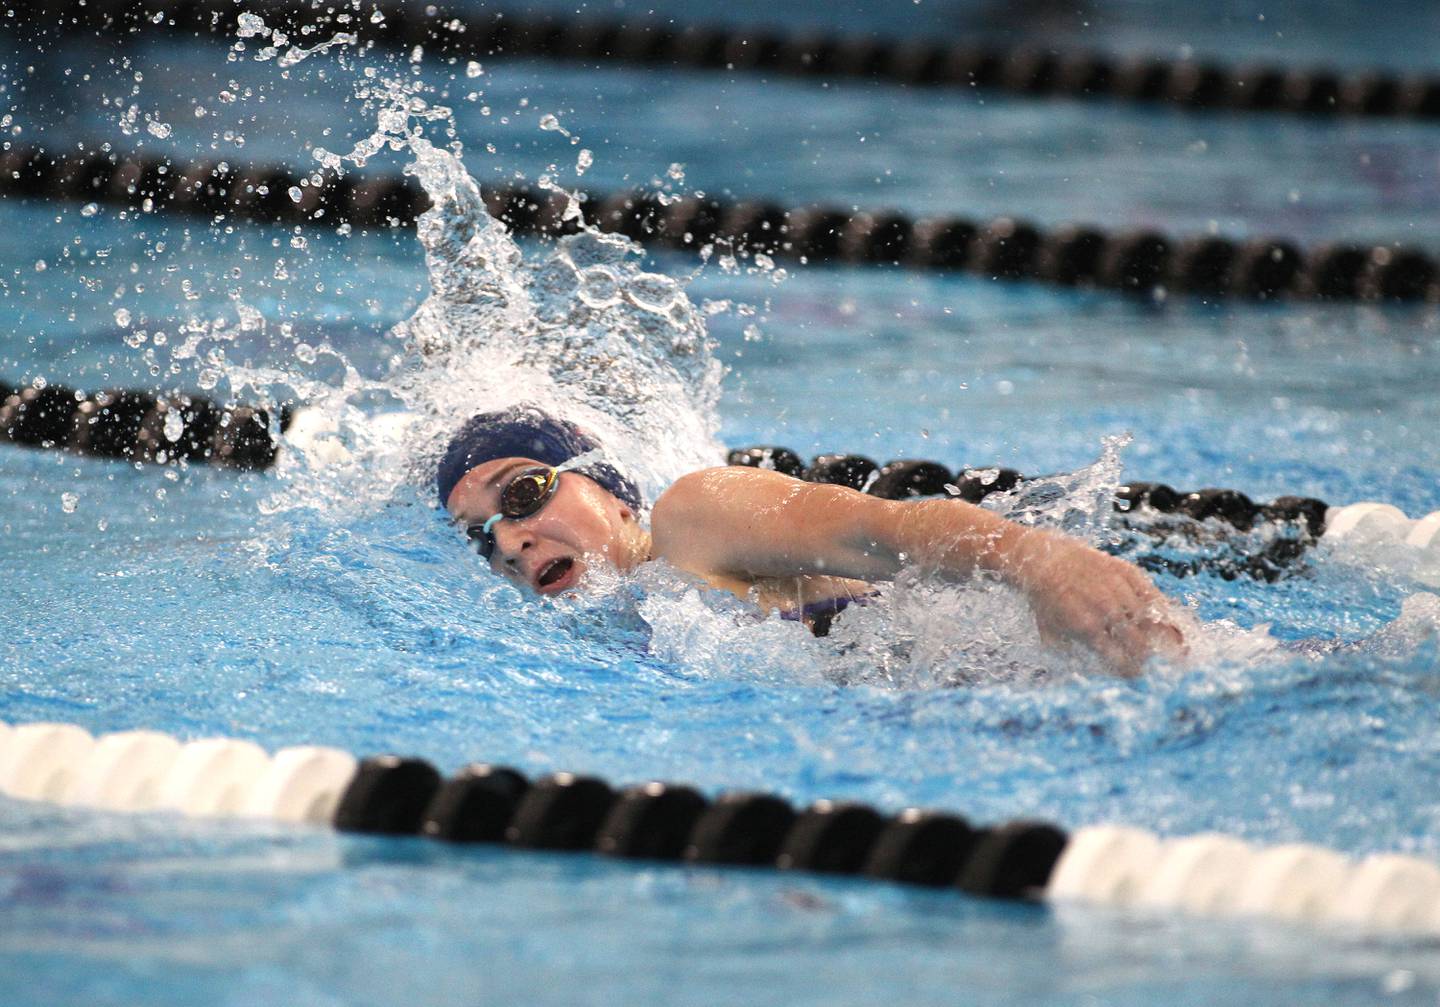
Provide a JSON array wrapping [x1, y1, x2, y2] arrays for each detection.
[[1320, 502, 1440, 587], [1328, 854, 1440, 932], [1135, 833, 1256, 915], [1405, 511, 1440, 552], [1047, 825, 1163, 905], [156, 738, 272, 817], [0, 722, 96, 802], [65, 730, 183, 812], [243, 745, 357, 823], [1232, 843, 1353, 923], [1323, 502, 1413, 544]]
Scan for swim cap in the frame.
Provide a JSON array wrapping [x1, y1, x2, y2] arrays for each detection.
[[435, 405, 643, 512]]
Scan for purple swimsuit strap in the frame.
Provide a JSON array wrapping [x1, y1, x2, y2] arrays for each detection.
[[779, 591, 880, 623]]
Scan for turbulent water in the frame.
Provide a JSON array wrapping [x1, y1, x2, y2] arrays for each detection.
[[129, 13, 1440, 692]]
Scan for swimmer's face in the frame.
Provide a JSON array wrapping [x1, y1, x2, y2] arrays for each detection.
[[446, 457, 642, 596]]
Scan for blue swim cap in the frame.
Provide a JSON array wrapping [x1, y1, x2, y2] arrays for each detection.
[[435, 405, 643, 512]]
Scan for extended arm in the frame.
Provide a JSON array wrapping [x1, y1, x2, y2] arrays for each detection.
[[651, 466, 1186, 675]]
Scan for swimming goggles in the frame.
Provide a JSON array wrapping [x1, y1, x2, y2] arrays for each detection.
[[465, 466, 560, 561]]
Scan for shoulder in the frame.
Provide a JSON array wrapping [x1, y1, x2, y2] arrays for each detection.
[[650, 466, 800, 565], [651, 467, 742, 535], [653, 466, 800, 519]]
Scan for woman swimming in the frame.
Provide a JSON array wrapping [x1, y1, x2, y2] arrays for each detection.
[[437, 405, 1188, 677]]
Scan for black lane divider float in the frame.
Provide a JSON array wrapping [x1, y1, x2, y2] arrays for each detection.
[[0, 378, 283, 470], [3, 145, 1438, 302], [336, 756, 1067, 898], [22, 0, 1440, 123]]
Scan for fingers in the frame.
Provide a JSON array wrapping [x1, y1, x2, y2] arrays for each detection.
[[1030, 542, 1189, 677], [1074, 592, 1186, 676]]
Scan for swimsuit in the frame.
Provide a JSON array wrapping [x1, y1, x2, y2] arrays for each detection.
[[780, 592, 878, 637]]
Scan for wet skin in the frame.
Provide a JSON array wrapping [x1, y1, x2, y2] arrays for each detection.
[[447, 458, 1188, 676]]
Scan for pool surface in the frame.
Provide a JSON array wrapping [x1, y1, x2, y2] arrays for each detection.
[[4, 1, 1440, 1004]]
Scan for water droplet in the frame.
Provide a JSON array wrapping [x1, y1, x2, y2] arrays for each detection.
[[466, 61, 483, 78], [288, 185, 303, 203], [60, 492, 78, 514], [80, 203, 99, 217], [539, 113, 570, 137], [163, 409, 184, 442], [236, 12, 269, 38], [370, 8, 384, 22]]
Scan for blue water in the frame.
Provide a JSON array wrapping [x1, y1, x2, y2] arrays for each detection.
[[5, 2, 1440, 1004]]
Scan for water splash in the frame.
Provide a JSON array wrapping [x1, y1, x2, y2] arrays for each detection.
[[203, 22, 723, 520], [198, 16, 1358, 687]]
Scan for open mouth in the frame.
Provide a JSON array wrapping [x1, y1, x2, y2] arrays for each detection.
[[536, 556, 575, 591]]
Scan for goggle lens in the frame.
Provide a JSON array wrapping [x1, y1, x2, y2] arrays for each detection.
[[465, 467, 559, 562], [501, 469, 556, 517]]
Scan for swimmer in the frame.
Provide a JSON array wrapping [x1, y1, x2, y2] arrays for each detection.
[[437, 405, 1189, 677]]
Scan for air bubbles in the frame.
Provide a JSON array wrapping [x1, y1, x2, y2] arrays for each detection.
[[146, 121, 172, 139], [295, 343, 318, 364], [197, 368, 221, 391], [466, 61, 483, 78], [288, 186, 304, 203], [114, 308, 132, 327], [576, 266, 622, 308], [627, 273, 679, 314], [163, 410, 184, 443], [576, 149, 593, 175], [80, 203, 99, 218], [60, 492, 78, 514]]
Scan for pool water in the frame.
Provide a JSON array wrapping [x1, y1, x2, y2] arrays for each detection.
[[5, 2, 1440, 1004]]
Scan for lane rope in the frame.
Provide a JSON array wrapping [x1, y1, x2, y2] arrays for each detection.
[[2, 717, 1437, 935], [0, 378, 283, 470], [17, 0, 1440, 122], [4, 144, 1438, 301]]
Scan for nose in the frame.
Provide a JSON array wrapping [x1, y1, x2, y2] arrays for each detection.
[[490, 519, 535, 570]]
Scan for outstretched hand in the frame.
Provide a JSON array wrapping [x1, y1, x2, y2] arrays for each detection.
[[1009, 529, 1188, 677]]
